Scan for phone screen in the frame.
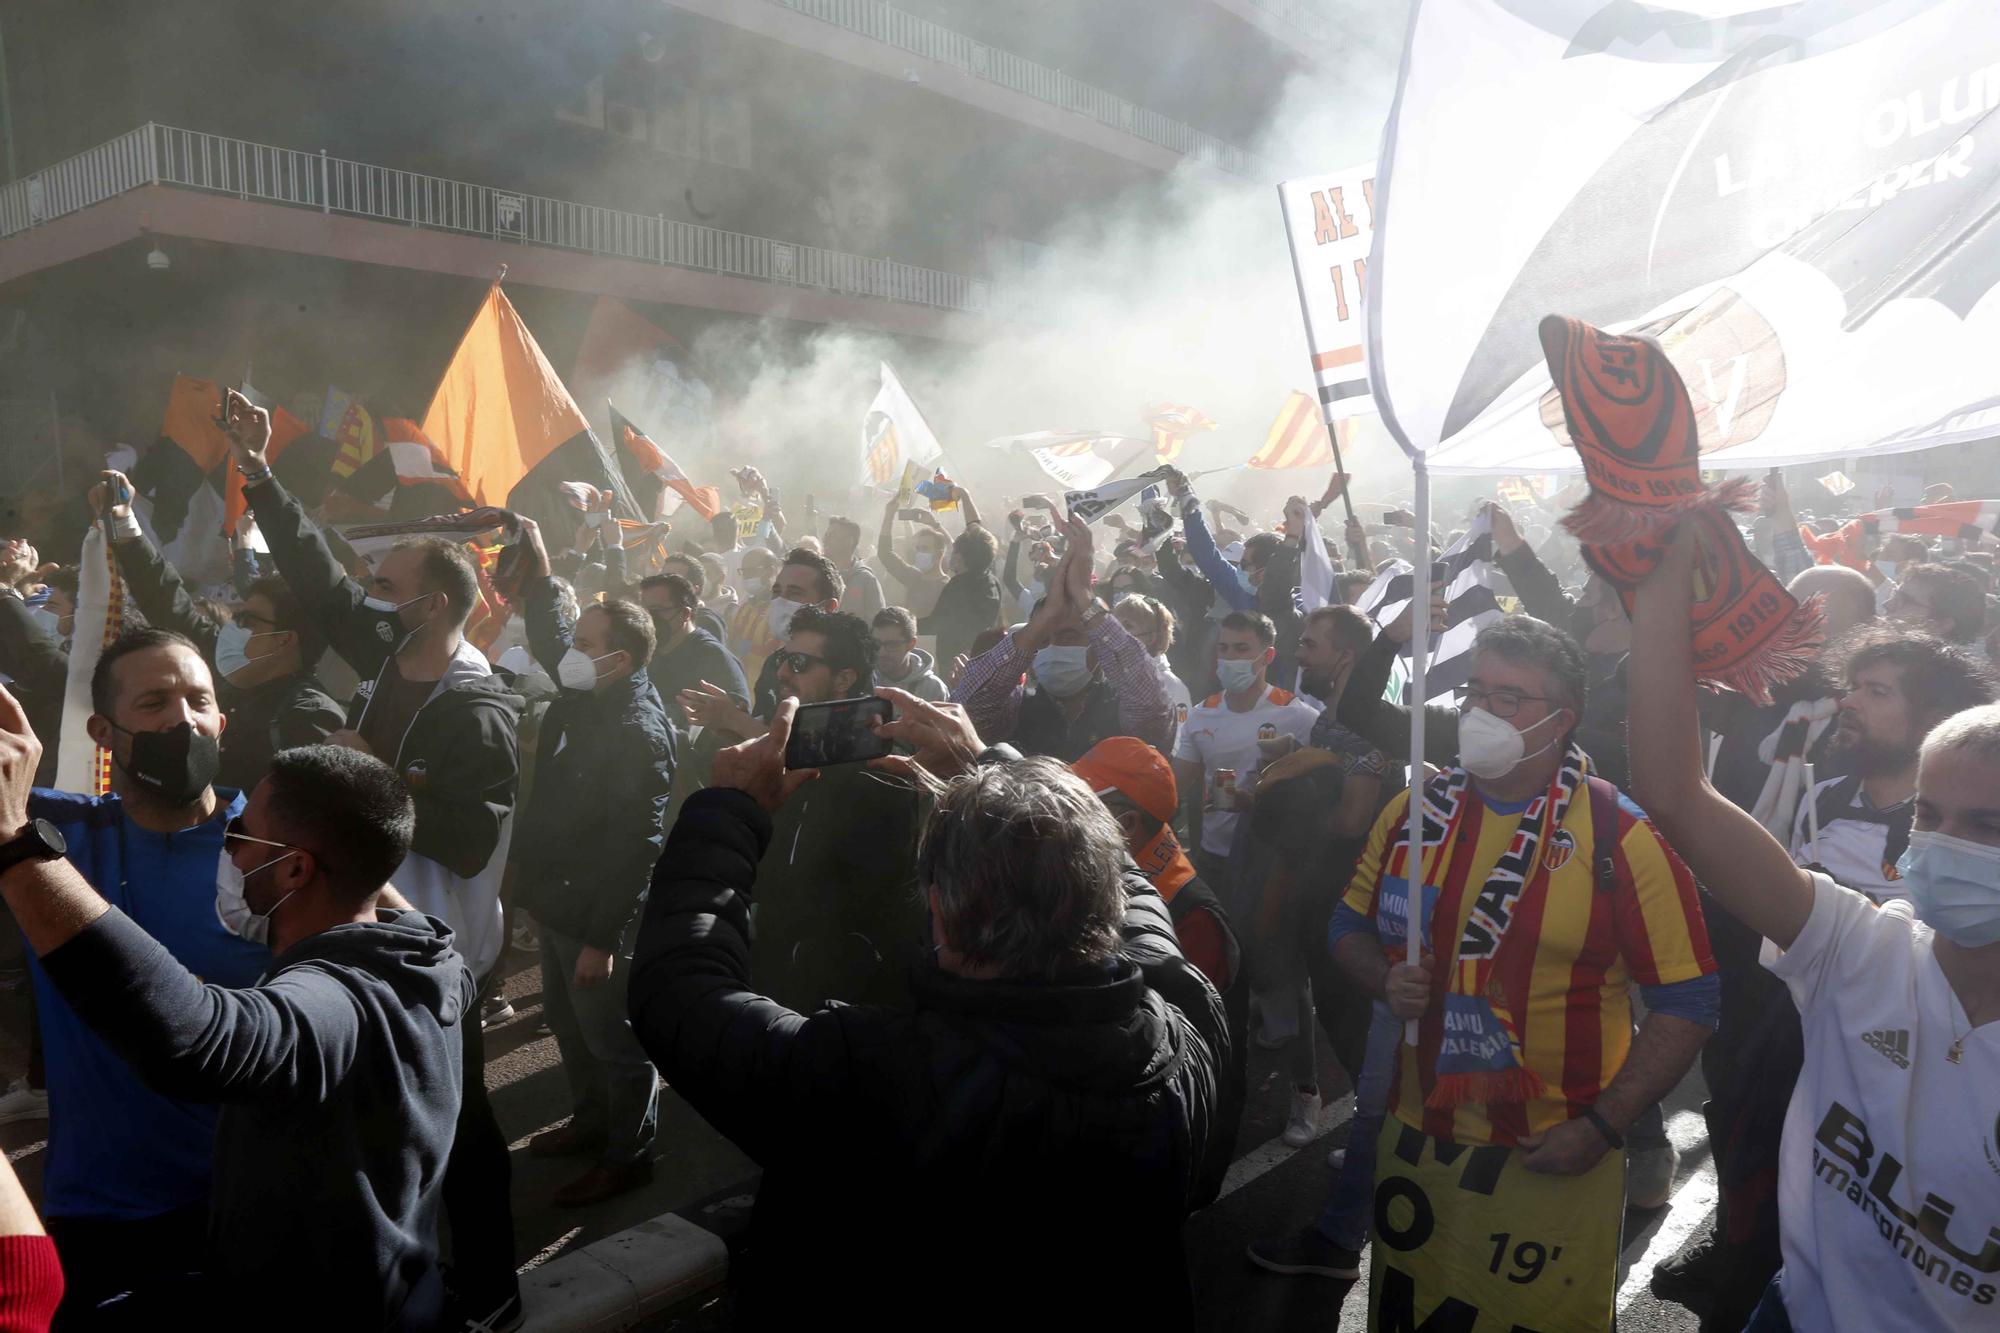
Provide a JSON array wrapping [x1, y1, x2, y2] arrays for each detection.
[[784, 697, 894, 769]]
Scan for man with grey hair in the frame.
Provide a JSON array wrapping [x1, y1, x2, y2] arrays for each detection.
[[1630, 524, 2000, 1333], [625, 691, 1230, 1327], [1329, 614, 1717, 1324]]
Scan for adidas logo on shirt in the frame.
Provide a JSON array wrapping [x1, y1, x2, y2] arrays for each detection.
[[1861, 1028, 1911, 1069]]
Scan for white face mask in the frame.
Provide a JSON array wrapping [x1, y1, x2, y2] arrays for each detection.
[[1874, 559, 1898, 582], [766, 596, 805, 641], [215, 623, 283, 682], [28, 607, 60, 639], [214, 844, 298, 947], [914, 551, 938, 573], [1897, 830, 2000, 947], [557, 647, 621, 691], [1216, 657, 1262, 695], [1032, 645, 1093, 698], [1458, 705, 1562, 780]]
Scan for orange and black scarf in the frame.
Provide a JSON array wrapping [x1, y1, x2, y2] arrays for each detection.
[[1539, 315, 1824, 704]]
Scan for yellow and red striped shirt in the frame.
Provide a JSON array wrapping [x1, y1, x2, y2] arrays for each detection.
[[1342, 781, 1715, 1146]]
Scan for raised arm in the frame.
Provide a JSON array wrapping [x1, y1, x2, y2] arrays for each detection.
[[1626, 522, 1814, 947], [1335, 604, 1460, 766], [1169, 471, 1256, 611], [97, 472, 222, 657], [876, 496, 923, 589]]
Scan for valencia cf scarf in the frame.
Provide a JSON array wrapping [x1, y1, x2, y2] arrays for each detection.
[[1539, 315, 1823, 705], [1800, 499, 2000, 572], [1420, 744, 1588, 1110]]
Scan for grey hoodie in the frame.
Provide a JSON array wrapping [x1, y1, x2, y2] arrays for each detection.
[[879, 646, 948, 701], [43, 906, 474, 1330]]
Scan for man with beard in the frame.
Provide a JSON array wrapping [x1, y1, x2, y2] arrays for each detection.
[[1791, 630, 1997, 902]]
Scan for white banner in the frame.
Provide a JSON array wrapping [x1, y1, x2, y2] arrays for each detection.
[[1278, 163, 1378, 424], [1368, 0, 2000, 475], [985, 431, 1153, 490], [860, 362, 944, 487]]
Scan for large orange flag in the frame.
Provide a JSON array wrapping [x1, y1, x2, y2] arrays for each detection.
[[421, 284, 593, 508]]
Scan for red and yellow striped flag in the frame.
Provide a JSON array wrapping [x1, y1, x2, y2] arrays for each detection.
[[1144, 403, 1216, 462], [1247, 391, 1336, 470]]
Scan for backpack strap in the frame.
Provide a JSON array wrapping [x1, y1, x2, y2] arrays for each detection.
[[1585, 776, 1624, 895]]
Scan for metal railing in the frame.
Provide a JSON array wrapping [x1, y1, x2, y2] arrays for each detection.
[[0, 124, 992, 315], [767, 0, 1259, 174]]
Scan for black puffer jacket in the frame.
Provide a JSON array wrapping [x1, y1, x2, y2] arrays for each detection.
[[512, 574, 675, 952], [628, 786, 1232, 1331]]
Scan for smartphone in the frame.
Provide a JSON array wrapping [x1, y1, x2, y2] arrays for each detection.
[[896, 508, 929, 522], [215, 385, 234, 432], [784, 697, 894, 769]]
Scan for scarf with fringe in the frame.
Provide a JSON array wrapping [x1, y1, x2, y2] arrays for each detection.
[[1539, 315, 1823, 705], [1422, 743, 1588, 1110]]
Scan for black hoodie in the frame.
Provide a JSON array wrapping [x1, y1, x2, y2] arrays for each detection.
[[42, 906, 474, 1331]]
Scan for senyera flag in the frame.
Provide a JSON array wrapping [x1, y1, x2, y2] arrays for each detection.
[[422, 282, 639, 538], [1143, 403, 1216, 463], [608, 401, 722, 521], [1248, 391, 1338, 470], [1277, 163, 1376, 423], [1368, 0, 2000, 476]]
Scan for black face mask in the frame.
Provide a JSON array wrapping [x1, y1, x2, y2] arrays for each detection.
[[110, 721, 220, 805]]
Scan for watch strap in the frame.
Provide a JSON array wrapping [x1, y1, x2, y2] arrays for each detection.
[[0, 820, 61, 878], [1580, 1106, 1624, 1149]]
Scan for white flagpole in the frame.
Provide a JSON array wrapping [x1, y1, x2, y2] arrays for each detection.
[[1404, 457, 1431, 1045]]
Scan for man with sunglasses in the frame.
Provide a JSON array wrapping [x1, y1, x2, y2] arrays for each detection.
[[0, 700, 474, 1330], [1330, 616, 1717, 1330]]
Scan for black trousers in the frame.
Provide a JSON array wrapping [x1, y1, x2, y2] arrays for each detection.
[[47, 1206, 207, 1332], [442, 1000, 517, 1304]]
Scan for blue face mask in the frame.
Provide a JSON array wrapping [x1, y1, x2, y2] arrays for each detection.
[[1896, 830, 2000, 947]]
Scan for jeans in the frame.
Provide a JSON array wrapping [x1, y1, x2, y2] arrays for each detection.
[[540, 930, 659, 1167], [1315, 1000, 1398, 1251], [1742, 1275, 1793, 1332]]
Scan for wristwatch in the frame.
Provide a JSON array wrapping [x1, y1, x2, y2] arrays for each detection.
[[1580, 1106, 1624, 1149], [0, 819, 66, 878]]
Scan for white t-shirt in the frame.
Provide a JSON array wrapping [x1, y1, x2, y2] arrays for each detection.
[[1788, 775, 1912, 904], [1172, 683, 1321, 855], [1156, 656, 1192, 750], [1767, 872, 2000, 1329]]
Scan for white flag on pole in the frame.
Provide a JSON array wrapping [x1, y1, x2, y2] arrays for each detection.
[[1278, 163, 1378, 423], [860, 362, 944, 487], [1368, 0, 2000, 476]]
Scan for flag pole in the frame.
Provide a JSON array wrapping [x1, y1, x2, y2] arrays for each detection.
[[1329, 418, 1358, 525], [1403, 455, 1431, 1046]]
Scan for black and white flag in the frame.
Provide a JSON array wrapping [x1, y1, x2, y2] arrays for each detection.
[[1065, 468, 1172, 525], [1355, 508, 1506, 700]]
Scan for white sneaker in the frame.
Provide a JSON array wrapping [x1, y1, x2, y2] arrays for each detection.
[[1325, 1146, 1347, 1170], [0, 1079, 48, 1125], [1626, 1141, 1680, 1211], [1282, 1086, 1322, 1148]]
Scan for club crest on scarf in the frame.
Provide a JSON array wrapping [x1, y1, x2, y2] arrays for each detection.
[[1415, 746, 1591, 1110], [1539, 315, 1823, 704]]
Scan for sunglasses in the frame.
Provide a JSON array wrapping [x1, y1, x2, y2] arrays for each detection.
[[774, 650, 829, 675]]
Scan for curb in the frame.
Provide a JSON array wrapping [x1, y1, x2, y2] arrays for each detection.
[[521, 1213, 729, 1331]]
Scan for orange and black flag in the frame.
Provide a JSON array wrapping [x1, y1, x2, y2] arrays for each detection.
[[1247, 391, 1337, 470], [421, 282, 638, 537], [138, 375, 311, 542], [608, 403, 722, 521]]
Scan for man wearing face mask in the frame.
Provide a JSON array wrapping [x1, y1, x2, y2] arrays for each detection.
[[0, 711, 474, 1330], [874, 493, 960, 621], [226, 395, 526, 1329], [655, 555, 730, 642], [637, 572, 748, 715], [18, 628, 269, 1328], [953, 518, 1170, 763], [90, 470, 343, 792], [511, 523, 674, 1207], [742, 548, 844, 719], [1630, 525, 2000, 1333], [1332, 616, 1718, 1331]]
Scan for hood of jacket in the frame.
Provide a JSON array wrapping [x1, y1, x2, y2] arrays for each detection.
[[882, 647, 937, 687], [906, 955, 1185, 1099], [270, 907, 470, 1028]]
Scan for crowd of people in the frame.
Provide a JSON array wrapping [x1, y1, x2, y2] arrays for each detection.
[[0, 385, 1989, 1332]]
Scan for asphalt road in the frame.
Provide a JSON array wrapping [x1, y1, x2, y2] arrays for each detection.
[[0, 951, 1721, 1332]]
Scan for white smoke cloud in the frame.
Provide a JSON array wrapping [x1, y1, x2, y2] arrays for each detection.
[[662, 7, 1416, 526]]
